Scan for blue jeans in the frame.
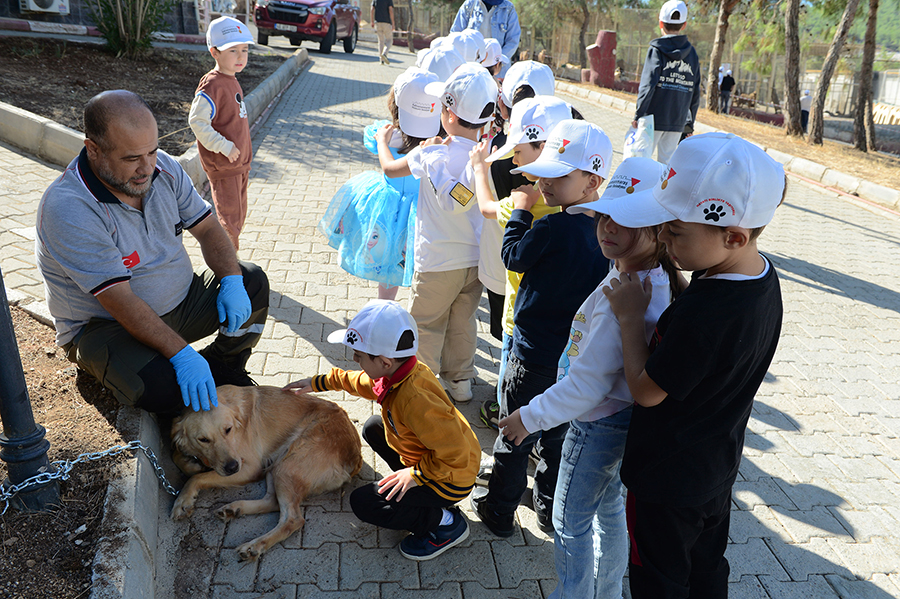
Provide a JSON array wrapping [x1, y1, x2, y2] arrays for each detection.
[[496, 332, 512, 405], [486, 353, 566, 518], [549, 407, 632, 599]]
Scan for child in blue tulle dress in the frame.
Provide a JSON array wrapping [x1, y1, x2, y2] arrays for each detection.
[[319, 68, 443, 300]]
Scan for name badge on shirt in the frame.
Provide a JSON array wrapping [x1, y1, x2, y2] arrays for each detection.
[[450, 182, 474, 207]]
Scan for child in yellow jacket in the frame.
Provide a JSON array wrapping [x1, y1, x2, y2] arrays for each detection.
[[284, 300, 480, 561]]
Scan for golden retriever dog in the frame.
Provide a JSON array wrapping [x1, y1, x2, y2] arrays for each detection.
[[170, 385, 362, 561]]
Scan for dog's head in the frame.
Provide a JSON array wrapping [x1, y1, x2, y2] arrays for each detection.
[[171, 385, 250, 477]]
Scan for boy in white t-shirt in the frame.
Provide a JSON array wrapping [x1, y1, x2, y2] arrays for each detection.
[[379, 64, 499, 402]]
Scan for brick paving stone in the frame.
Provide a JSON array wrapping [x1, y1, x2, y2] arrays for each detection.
[[759, 574, 841, 598]]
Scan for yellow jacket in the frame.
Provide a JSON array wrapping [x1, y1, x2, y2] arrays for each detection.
[[311, 360, 480, 502]]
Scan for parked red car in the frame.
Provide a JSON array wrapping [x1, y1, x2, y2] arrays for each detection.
[[254, 0, 359, 54]]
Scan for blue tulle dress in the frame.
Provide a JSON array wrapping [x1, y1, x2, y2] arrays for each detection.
[[318, 121, 418, 288]]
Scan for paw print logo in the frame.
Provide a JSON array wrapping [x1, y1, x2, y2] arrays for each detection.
[[443, 93, 455, 108], [525, 126, 540, 140], [345, 331, 359, 345], [592, 156, 603, 172], [704, 204, 727, 222]]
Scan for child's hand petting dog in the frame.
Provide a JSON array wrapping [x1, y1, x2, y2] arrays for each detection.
[[378, 467, 419, 501], [283, 378, 313, 394]]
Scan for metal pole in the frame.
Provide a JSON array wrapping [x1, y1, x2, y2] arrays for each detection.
[[0, 267, 59, 511]]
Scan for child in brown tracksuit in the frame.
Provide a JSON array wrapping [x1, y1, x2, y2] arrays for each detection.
[[189, 16, 254, 250]]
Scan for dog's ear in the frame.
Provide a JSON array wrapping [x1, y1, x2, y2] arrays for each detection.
[[171, 417, 186, 450]]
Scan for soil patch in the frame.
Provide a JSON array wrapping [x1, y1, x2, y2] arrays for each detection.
[[570, 81, 900, 191], [0, 36, 289, 156], [0, 306, 124, 599]]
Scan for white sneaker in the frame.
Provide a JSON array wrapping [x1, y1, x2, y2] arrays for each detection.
[[444, 378, 473, 403]]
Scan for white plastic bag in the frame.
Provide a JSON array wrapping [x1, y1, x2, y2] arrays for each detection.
[[623, 115, 655, 159]]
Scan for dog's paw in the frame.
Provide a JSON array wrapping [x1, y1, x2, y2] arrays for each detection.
[[216, 505, 242, 521], [237, 542, 262, 562], [171, 497, 195, 520]]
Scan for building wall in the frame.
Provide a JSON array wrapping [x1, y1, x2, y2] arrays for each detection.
[[2, 0, 200, 35]]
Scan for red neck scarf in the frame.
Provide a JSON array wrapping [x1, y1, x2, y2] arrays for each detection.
[[372, 356, 418, 404]]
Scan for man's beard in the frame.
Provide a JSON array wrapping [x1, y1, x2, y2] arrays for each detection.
[[93, 158, 153, 199]]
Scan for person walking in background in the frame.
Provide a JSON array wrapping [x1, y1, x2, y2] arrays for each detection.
[[371, 0, 395, 65], [633, 0, 701, 164], [719, 69, 735, 115], [800, 89, 812, 133], [450, 0, 520, 77]]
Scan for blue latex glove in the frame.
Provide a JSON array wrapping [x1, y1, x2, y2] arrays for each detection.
[[216, 275, 252, 334], [169, 346, 218, 412]]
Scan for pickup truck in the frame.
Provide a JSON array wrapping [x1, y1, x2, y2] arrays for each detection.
[[254, 0, 360, 54]]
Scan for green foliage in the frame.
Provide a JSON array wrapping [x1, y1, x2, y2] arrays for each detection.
[[88, 0, 176, 58], [733, 0, 785, 76], [805, 0, 900, 52]]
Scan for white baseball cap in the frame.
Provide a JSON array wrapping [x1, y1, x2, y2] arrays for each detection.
[[430, 36, 445, 49], [486, 96, 572, 162], [568, 157, 666, 215], [207, 16, 254, 50], [501, 60, 556, 107], [450, 29, 486, 63], [512, 119, 613, 179], [420, 45, 466, 82], [327, 300, 418, 359], [424, 63, 498, 125], [481, 38, 509, 68], [659, 0, 687, 24], [393, 68, 442, 139], [602, 132, 786, 229]]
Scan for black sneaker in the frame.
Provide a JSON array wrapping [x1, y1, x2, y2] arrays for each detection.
[[470, 489, 515, 537], [480, 400, 500, 430], [535, 506, 554, 534], [398, 508, 469, 561]]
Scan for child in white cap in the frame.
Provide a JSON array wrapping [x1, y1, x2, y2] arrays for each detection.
[[470, 119, 612, 537], [319, 67, 442, 301], [601, 133, 786, 597], [633, 0, 701, 163], [283, 300, 479, 561], [375, 63, 499, 403], [189, 15, 255, 250], [467, 95, 572, 429], [498, 157, 684, 599], [481, 38, 509, 77]]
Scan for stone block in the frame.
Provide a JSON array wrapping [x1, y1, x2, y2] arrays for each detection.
[[0, 102, 48, 156]]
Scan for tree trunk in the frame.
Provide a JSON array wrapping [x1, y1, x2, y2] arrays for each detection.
[[784, 0, 804, 136], [854, 0, 879, 151], [808, 0, 862, 145], [578, 1, 589, 68], [706, 0, 741, 112], [406, 0, 415, 53]]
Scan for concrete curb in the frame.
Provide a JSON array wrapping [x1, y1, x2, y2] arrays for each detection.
[[0, 47, 309, 190], [555, 80, 900, 211]]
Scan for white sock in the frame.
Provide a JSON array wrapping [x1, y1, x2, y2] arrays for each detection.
[[439, 509, 454, 526]]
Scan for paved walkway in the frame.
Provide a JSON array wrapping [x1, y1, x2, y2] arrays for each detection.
[[2, 38, 900, 598]]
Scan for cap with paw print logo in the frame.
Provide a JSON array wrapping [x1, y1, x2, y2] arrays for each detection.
[[424, 63, 498, 125], [326, 300, 418, 358], [486, 96, 573, 163], [567, 157, 666, 216], [511, 119, 612, 179], [601, 132, 786, 229]]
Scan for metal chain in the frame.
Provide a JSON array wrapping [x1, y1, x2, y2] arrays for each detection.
[[1, 440, 178, 516]]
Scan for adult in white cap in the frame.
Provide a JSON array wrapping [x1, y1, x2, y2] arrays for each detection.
[[633, 0, 701, 163], [450, 0, 520, 77], [719, 67, 736, 114], [800, 89, 812, 132]]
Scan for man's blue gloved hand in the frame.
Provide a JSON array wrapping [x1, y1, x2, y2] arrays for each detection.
[[169, 346, 218, 412], [216, 274, 252, 334]]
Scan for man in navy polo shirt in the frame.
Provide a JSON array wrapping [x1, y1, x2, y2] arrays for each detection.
[[36, 90, 269, 415]]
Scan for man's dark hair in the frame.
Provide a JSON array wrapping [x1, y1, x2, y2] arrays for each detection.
[[83, 90, 153, 150]]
